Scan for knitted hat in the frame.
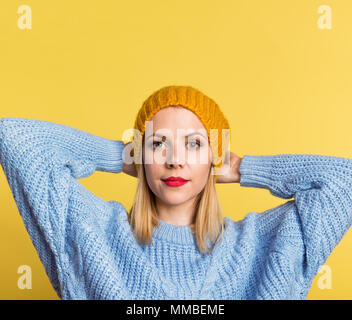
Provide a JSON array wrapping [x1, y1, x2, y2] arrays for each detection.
[[123, 85, 231, 182]]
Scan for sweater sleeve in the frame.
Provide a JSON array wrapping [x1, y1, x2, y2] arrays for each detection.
[[238, 154, 352, 281], [0, 117, 125, 297]]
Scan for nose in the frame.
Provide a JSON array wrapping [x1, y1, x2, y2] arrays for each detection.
[[165, 141, 185, 168]]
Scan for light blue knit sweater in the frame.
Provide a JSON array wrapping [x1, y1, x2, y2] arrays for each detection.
[[1, 117, 352, 300]]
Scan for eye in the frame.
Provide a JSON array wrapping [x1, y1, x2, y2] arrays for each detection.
[[187, 139, 202, 148], [151, 141, 166, 150], [149, 139, 202, 150]]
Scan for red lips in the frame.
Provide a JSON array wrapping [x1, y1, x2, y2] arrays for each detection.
[[162, 176, 189, 187], [163, 176, 188, 182]]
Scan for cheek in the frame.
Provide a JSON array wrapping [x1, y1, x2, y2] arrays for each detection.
[[189, 163, 211, 185], [144, 164, 160, 181], [144, 164, 168, 195]]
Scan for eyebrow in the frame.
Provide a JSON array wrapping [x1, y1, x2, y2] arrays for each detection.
[[146, 131, 207, 140]]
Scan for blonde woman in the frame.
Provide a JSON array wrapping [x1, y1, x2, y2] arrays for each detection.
[[1, 85, 352, 300]]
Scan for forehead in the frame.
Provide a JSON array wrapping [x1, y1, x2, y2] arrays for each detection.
[[150, 106, 205, 130]]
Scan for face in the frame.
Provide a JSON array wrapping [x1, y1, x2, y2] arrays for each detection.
[[142, 106, 213, 208]]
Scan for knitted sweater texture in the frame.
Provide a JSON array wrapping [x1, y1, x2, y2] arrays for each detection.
[[1, 117, 352, 300]]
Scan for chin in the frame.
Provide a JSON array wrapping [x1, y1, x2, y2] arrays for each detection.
[[160, 195, 190, 206]]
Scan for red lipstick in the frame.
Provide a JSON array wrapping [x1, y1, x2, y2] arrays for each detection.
[[162, 176, 189, 187]]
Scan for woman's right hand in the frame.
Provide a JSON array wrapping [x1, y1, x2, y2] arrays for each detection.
[[122, 142, 138, 178]]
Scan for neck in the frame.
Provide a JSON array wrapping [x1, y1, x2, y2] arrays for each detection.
[[155, 197, 197, 226]]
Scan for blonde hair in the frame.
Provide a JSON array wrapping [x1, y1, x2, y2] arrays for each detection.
[[127, 135, 226, 255]]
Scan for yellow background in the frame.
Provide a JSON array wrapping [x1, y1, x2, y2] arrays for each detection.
[[0, 0, 351, 299]]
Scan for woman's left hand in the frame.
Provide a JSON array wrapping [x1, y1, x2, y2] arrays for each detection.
[[215, 151, 242, 183]]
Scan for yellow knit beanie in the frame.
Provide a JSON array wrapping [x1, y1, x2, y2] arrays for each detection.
[[123, 85, 231, 182]]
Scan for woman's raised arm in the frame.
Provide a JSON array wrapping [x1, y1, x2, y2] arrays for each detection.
[[0, 117, 125, 298], [238, 153, 352, 283]]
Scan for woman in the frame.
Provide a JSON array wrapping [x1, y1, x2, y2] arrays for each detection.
[[0, 85, 352, 300]]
